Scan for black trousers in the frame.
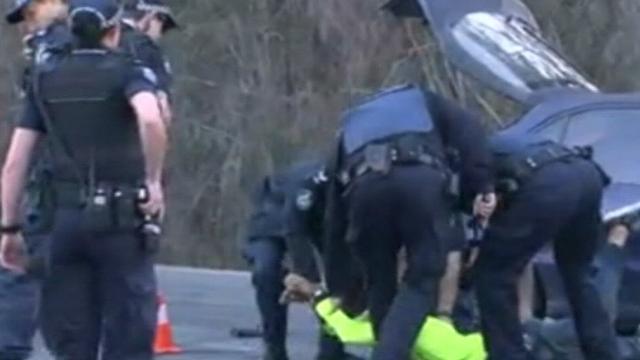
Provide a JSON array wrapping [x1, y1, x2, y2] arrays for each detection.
[[40, 208, 157, 360], [0, 213, 50, 360], [245, 237, 289, 350], [475, 159, 621, 360], [347, 165, 452, 360], [245, 237, 349, 359]]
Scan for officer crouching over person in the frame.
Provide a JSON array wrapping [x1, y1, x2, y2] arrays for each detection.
[[244, 160, 361, 360], [0, 1, 71, 359], [0, 0, 167, 359], [323, 84, 496, 360], [473, 133, 621, 360], [281, 162, 487, 360]]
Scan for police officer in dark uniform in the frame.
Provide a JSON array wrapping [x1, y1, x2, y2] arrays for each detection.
[[324, 84, 495, 360], [120, 0, 177, 124], [0, 2, 71, 359], [7, 0, 72, 72], [474, 132, 621, 360], [245, 161, 360, 360], [244, 170, 296, 360], [284, 162, 367, 360], [0, 0, 167, 359]]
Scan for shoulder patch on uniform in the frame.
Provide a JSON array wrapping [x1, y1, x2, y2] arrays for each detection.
[[312, 170, 328, 185], [140, 67, 158, 85], [34, 46, 52, 66], [296, 189, 314, 211]]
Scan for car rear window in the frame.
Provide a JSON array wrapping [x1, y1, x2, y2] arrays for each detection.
[[562, 108, 640, 184]]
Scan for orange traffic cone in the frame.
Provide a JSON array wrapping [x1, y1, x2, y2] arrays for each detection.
[[154, 294, 182, 355]]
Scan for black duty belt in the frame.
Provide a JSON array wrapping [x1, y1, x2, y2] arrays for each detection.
[[52, 181, 87, 207], [496, 144, 590, 194], [520, 144, 576, 172], [52, 181, 144, 208], [340, 142, 446, 186]]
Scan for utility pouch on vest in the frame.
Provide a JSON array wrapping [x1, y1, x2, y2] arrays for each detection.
[[113, 186, 140, 231], [84, 184, 115, 233], [364, 144, 392, 175]]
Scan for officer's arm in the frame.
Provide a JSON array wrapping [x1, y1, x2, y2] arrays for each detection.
[[430, 94, 494, 195], [2, 91, 45, 226], [285, 192, 322, 283], [130, 92, 167, 185], [135, 39, 173, 126], [126, 65, 168, 185], [1, 129, 41, 226]]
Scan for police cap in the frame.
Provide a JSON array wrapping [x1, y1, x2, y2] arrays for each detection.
[[5, 0, 33, 24], [381, 0, 428, 21], [136, 0, 178, 32], [69, 0, 122, 29]]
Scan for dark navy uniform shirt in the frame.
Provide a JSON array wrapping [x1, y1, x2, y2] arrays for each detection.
[[245, 161, 325, 281], [21, 21, 73, 92], [245, 176, 289, 240], [20, 21, 73, 189], [119, 22, 173, 93], [286, 168, 327, 245], [246, 162, 324, 240], [24, 21, 72, 64], [284, 166, 327, 281]]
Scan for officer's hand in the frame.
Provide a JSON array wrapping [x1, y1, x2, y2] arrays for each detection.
[[140, 181, 165, 220], [0, 233, 28, 274], [473, 193, 497, 221], [280, 273, 320, 304], [609, 224, 630, 248]]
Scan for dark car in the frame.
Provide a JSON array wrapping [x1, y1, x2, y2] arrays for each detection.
[[386, 0, 640, 335]]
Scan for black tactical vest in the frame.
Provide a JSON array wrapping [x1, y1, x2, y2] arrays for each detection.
[[38, 50, 145, 184], [340, 84, 444, 157]]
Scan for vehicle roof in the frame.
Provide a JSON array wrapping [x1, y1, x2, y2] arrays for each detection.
[[504, 90, 640, 134]]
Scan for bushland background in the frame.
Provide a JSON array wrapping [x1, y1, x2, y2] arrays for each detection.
[[1, 0, 639, 268]]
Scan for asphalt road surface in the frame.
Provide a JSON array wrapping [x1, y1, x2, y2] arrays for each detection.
[[32, 266, 370, 360]]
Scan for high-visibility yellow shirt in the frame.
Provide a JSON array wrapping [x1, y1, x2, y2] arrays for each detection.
[[314, 297, 487, 360]]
